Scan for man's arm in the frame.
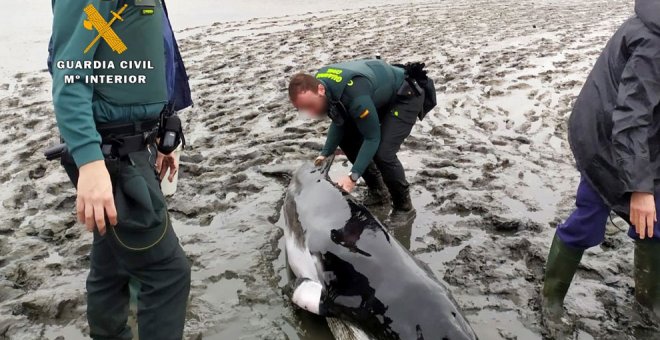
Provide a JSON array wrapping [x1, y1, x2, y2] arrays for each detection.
[[51, 1, 117, 234], [611, 37, 660, 194], [342, 77, 381, 177], [320, 122, 344, 157], [350, 98, 380, 177], [51, 0, 107, 167]]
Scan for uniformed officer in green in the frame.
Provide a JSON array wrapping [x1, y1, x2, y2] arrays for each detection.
[[49, 0, 191, 339], [288, 59, 429, 221]]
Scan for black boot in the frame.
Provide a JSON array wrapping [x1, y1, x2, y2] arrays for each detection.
[[361, 168, 391, 207], [363, 185, 391, 207], [541, 234, 583, 327], [634, 239, 660, 318], [389, 190, 416, 224]]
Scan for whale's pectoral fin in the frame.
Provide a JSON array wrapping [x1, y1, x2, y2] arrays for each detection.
[[288, 277, 326, 316]]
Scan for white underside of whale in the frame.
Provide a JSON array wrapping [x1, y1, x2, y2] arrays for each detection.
[[285, 235, 323, 283], [285, 232, 374, 340]]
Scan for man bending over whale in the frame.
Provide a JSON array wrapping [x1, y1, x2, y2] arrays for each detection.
[[288, 59, 435, 223]]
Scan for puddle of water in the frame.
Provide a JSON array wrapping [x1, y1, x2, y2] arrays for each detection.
[[577, 330, 596, 340], [44, 250, 64, 265], [415, 244, 466, 285], [42, 324, 86, 340], [470, 309, 541, 340], [202, 316, 250, 340], [201, 278, 244, 306]]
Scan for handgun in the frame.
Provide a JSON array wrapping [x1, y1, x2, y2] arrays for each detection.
[[44, 143, 67, 161]]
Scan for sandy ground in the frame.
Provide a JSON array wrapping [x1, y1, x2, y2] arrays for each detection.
[[1, 0, 658, 339]]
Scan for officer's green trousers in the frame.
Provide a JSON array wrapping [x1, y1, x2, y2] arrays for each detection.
[[63, 148, 191, 340]]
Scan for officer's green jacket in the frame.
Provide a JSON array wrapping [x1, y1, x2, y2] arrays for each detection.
[[51, 0, 168, 167], [317, 60, 405, 176]]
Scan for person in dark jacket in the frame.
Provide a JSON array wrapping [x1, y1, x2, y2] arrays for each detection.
[[542, 0, 660, 323], [288, 59, 426, 222], [49, 1, 192, 338]]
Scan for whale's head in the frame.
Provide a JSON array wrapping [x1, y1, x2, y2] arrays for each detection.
[[290, 154, 336, 192]]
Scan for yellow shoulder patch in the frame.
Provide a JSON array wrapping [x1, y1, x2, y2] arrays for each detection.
[[359, 109, 370, 119]]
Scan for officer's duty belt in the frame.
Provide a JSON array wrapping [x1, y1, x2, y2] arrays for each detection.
[[97, 118, 160, 158]]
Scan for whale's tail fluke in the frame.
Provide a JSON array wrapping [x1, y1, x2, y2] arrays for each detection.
[[327, 317, 374, 340]]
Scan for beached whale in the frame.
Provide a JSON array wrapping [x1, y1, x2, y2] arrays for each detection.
[[282, 157, 477, 340]]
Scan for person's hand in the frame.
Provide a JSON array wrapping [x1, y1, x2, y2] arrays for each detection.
[[314, 155, 326, 167], [630, 192, 657, 239], [77, 160, 117, 235], [156, 151, 178, 182], [337, 175, 356, 193]]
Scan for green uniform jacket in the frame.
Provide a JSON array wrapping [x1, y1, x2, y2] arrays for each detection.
[[316, 59, 405, 176], [51, 0, 168, 167]]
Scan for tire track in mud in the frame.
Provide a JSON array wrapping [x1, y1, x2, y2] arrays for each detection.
[[0, 0, 656, 339]]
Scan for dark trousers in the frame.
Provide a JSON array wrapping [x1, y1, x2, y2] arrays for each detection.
[[557, 176, 660, 249], [339, 93, 424, 203], [62, 148, 191, 340]]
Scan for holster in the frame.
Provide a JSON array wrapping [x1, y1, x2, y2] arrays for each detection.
[[98, 118, 159, 158], [394, 62, 438, 120], [397, 78, 423, 98], [46, 118, 158, 159]]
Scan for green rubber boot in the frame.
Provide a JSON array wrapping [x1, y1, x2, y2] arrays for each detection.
[[542, 234, 584, 323], [634, 239, 660, 318]]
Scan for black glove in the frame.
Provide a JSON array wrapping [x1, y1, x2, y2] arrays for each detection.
[[406, 62, 428, 81]]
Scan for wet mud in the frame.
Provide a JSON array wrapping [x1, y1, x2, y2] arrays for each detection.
[[0, 0, 656, 339]]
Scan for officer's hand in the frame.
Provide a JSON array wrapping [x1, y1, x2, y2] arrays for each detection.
[[314, 156, 326, 167], [337, 175, 356, 193], [156, 151, 178, 182], [77, 160, 117, 235], [630, 192, 657, 239]]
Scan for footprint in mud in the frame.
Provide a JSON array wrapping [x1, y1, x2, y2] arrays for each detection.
[[5, 263, 44, 291], [475, 119, 499, 132], [4, 185, 38, 210], [28, 164, 47, 180], [412, 226, 472, 255]]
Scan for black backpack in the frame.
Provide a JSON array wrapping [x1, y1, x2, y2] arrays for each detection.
[[395, 62, 438, 120]]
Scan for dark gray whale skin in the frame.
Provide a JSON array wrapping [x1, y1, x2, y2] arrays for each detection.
[[284, 160, 477, 340]]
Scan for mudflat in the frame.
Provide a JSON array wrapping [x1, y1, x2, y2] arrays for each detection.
[[0, 0, 655, 339]]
